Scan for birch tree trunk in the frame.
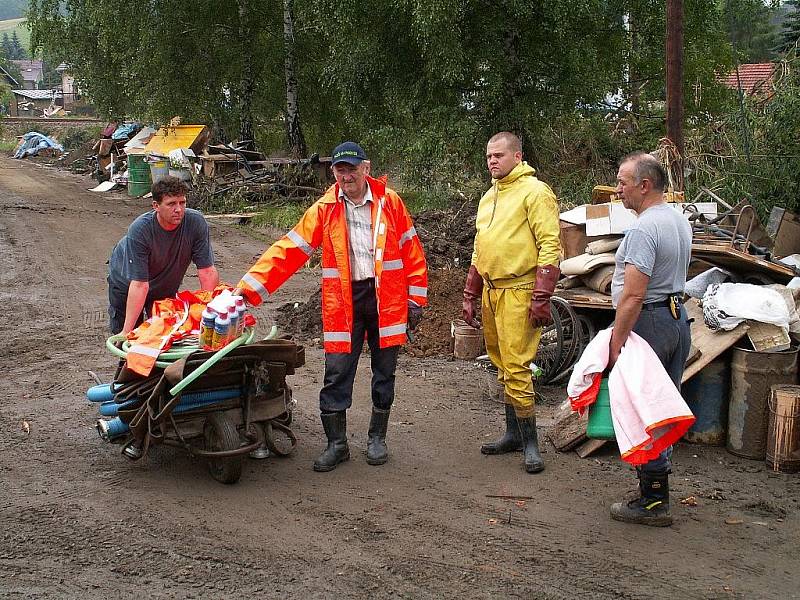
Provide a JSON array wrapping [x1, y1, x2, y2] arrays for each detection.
[[237, 0, 255, 147], [283, 0, 306, 158]]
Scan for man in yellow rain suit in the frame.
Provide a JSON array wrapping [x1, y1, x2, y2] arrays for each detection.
[[462, 132, 561, 473]]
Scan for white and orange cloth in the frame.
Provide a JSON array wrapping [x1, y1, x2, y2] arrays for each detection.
[[124, 286, 250, 377], [567, 328, 695, 466]]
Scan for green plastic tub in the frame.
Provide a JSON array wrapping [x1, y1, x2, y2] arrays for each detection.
[[587, 377, 615, 440]]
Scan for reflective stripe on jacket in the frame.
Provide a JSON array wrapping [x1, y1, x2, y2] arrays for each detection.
[[471, 161, 561, 285], [238, 176, 428, 353]]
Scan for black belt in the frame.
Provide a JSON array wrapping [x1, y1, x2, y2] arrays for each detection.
[[642, 294, 683, 320], [641, 299, 672, 310]]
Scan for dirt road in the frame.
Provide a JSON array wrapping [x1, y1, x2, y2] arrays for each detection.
[[0, 156, 798, 599]]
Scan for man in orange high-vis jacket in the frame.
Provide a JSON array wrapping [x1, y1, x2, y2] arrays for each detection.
[[235, 142, 428, 472]]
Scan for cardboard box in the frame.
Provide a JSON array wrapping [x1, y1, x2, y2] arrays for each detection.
[[585, 203, 638, 236], [559, 220, 611, 259]]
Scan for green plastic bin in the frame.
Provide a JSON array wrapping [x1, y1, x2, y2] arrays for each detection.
[[587, 377, 615, 440], [128, 153, 152, 197]]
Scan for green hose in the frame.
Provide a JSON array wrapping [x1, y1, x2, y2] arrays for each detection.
[[106, 325, 279, 395]]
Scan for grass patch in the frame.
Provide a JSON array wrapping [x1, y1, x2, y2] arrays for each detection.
[[251, 202, 310, 230]]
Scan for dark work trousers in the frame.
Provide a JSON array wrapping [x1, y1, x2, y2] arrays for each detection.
[[630, 303, 692, 474], [107, 276, 145, 334], [319, 279, 401, 413]]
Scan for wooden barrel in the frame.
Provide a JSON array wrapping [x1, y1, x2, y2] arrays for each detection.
[[767, 385, 800, 473]]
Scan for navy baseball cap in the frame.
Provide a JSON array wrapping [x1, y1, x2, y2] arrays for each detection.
[[331, 141, 367, 165]]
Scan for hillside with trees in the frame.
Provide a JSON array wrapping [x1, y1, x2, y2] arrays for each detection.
[[0, 0, 27, 21]]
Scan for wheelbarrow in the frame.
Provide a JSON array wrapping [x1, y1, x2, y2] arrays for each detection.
[[94, 330, 305, 484]]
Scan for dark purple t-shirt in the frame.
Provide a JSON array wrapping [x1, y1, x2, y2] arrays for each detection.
[[108, 208, 214, 303]]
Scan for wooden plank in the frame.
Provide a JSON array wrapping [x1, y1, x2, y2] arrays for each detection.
[[547, 402, 588, 452], [691, 243, 795, 283], [681, 298, 749, 383], [555, 286, 614, 310], [575, 438, 607, 458], [204, 212, 259, 225]]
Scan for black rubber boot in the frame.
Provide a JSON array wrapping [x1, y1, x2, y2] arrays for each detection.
[[610, 470, 672, 527], [313, 411, 350, 472], [366, 407, 391, 466], [517, 415, 545, 473], [480, 403, 522, 455]]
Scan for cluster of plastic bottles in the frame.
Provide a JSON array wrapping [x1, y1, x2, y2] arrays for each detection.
[[199, 296, 247, 350]]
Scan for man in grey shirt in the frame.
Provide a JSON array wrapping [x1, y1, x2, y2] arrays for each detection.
[[607, 152, 692, 527], [107, 176, 219, 334]]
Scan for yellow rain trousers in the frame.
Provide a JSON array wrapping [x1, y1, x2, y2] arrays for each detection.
[[472, 161, 561, 416], [482, 285, 541, 417]]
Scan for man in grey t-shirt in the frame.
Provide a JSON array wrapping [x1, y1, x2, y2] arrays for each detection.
[[107, 176, 219, 334], [607, 152, 692, 528]]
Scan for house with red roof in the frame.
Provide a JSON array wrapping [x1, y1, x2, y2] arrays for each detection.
[[720, 63, 776, 98]]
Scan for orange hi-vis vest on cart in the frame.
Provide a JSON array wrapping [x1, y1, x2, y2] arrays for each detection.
[[237, 176, 428, 354]]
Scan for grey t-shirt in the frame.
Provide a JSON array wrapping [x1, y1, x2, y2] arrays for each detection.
[[611, 203, 692, 307], [108, 208, 214, 303]]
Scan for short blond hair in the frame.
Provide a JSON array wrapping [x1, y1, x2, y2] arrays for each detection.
[[488, 131, 522, 153]]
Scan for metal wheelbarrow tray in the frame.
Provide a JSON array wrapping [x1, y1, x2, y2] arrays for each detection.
[[107, 339, 305, 484]]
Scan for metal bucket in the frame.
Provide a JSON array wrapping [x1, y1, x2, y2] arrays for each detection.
[[149, 159, 169, 184], [767, 384, 800, 473], [452, 319, 484, 360], [728, 345, 798, 460], [683, 357, 730, 445]]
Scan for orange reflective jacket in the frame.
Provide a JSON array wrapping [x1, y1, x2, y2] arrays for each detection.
[[238, 176, 428, 353]]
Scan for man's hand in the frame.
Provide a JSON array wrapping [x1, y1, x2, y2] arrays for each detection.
[[462, 265, 483, 329], [407, 302, 423, 331], [528, 265, 560, 328]]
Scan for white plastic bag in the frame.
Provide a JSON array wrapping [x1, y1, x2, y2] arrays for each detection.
[[702, 283, 790, 331]]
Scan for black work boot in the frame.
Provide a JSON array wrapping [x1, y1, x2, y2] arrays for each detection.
[[480, 403, 522, 455], [610, 470, 672, 527], [366, 407, 391, 466], [313, 411, 350, 472], [517, 415, 545, 473]]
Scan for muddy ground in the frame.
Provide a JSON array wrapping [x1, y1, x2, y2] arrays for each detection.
[[1, 155, 799, 599]]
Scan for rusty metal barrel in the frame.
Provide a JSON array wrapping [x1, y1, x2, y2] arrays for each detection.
[[727, 346, 798, 460], [767, 385, 800, 473]]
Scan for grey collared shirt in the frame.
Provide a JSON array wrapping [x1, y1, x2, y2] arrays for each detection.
[[340, 186, 375, 281]]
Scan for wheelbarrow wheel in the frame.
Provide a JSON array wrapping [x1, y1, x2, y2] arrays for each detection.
[[203, 411, 243, 484]]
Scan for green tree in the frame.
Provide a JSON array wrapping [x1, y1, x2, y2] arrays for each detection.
[[9, 31, 27, 59], [1, 33, 12, 59], [721, 0, 780, 62], [781, 0, 800, 52]]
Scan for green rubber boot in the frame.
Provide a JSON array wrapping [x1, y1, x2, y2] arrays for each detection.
[[480, 403, 522, 455], [517, 415, 545, 473]]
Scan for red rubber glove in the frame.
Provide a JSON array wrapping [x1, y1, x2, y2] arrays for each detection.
[[462, 265, 483, 328], [528, 265, 560, 327]]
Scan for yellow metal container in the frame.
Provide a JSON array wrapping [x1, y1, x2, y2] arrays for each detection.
[[144, 125, 209, 157]]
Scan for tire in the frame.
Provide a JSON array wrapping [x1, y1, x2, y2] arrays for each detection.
[[203, 411, 243, 484]]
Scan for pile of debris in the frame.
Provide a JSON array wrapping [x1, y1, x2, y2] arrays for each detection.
[[413, 197, 477, 270], [12, 131, 64, 159], [275, 267, 467, 359]]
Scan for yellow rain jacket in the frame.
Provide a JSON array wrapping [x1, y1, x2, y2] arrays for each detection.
[[471, 161, 561, 285], [471, 161, 561, 416]]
